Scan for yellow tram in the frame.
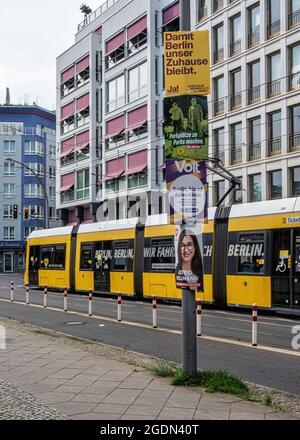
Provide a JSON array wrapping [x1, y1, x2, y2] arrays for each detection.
[[25, 198, 300, 315]]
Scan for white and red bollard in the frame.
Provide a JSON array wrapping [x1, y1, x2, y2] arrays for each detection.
[[152, 297, 157, 329], [64, 287, 68, 312], [88, 289, 93, 316], [44, 285, 48, 308], [10, 281, 14, 302], [252, 303, 258, 346], [25, 284, 30, 305], [196, 299, 202, 337], [117, 294, 122, 322]]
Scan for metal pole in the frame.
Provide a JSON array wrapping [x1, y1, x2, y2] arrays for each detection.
[[64, 287, 68, 312], [152, 297, 158, 329], [26, 284, 30, 305], [179, 0, 197, 376], [252, 304, 258, 346], [117, 294, 122, 322], [10, 281, 14, 302]]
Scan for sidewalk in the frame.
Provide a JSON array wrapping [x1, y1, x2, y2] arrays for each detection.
[[0, 318, 298, 420]]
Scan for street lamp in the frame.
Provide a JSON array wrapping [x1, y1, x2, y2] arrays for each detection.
[[7, 158, 49, 229]]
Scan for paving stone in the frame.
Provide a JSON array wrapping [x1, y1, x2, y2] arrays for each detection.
[[50, 369, 82, 379], [230, 401, 273, 414], [230, 412, 265, 420], [157, 407, 195, 420], [194, 410, 229, 420], [197, 401, 231, 412], [72, 413, 121, 420], [124, 405, 162, 417], [165, 395, 201, 409], [50, 402, 97, 416], [53, 385, 87, 394], [92, 403, 129, 415], [199, 392, 242, 404], [119, 379, 153, 390], [71, 393, 108, 403], [102, 389, 142, 405], [34, 392, 76, 404]]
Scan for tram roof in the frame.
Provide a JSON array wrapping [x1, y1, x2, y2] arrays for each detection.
[[230, 198, 300, 218]]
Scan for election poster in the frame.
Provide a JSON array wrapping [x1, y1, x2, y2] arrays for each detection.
[[166, 159, 208, 225], [175, 224, 204, 291], [164, 95, 208, 161], [164, 30, 210, 97]]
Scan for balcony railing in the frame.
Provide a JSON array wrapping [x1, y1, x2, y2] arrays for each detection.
[[231, 149, 242, 164], [230, 39, 241, 56], [290, 133, 300, 152], [198, 6, 208, 22], [248, 29, 260, 48], [268, 79, 281, 98], [213, 0, 224, 12], [213, 48, 224, 64], [267, 20, 280, 38], [248, 86, 261, 104], [230, 93, 242, 110], [78, 0, 120, 31], [268, 138, 281, 156], [289, 72, 300, 91], [214, 99, 225, 115], [249, 143, 261, 161], [289, 9, 300, 28]]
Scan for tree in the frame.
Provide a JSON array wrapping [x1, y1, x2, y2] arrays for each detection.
[[80, 4, 92, 16]]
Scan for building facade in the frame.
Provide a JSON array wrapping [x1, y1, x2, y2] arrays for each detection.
[[56, 0, 183, 224], [57, 0, 300, 224], [194, 0, 300, 206], [0, 105, 60, 272]]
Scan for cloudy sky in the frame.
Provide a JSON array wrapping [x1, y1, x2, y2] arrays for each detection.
[[0, 0, 105, 110]]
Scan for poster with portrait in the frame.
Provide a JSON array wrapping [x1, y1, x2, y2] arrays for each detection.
[[164, 95, 208, 161], [166, 159, 208, 225], [175, 225, 204, 291]]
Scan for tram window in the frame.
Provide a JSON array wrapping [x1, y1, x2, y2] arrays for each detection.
[[53, 245, 66, 270], [237, 233, 265, 274], [80, 245, 93, 271], [147, 238, 175, 272], [40, 246, 53, 269], [40, 245, 66, 270], [113, 241, 129, 271]]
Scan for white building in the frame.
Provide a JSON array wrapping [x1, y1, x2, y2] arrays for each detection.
[[195, 0, 300, 206], [57, 0, 184, 224], [56, 0, 300, 224]]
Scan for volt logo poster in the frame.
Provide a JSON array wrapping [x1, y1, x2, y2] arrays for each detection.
[[164, 30, 210, 96], [166, 159, 208, 225], [164, 95, 208, 161]]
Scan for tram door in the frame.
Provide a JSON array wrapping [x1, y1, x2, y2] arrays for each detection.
[[272, 229, 300, 308], [29, 246, 39, 285], [94, 241, 111, 293]]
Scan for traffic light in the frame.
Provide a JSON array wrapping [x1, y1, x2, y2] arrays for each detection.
[[13, 205, 18, 219], [24, 207, 29, 220]]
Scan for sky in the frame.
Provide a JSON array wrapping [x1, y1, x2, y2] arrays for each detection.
[[0, 0, 105, 111]]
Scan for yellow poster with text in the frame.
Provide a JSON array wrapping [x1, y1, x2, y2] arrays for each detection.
[[164, 30, 210, 96]]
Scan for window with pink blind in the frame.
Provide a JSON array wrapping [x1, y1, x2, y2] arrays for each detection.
[[124, 150, 148, 175], [104, 157, 125, 180], [61, 66, 75, 84], [60, 137, 75, 158], [128, 16, 147, 39], [126, 105, 148, 131], [61, 101, 75, 120], [76, 130, 90, 151], [163, 2, 180, 25], [76, 93, 89, 112], [106, 32, 125, 54], [106, 115, 125, 138], [60, 173, 75, 192], [76, 55, 90, 73]]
